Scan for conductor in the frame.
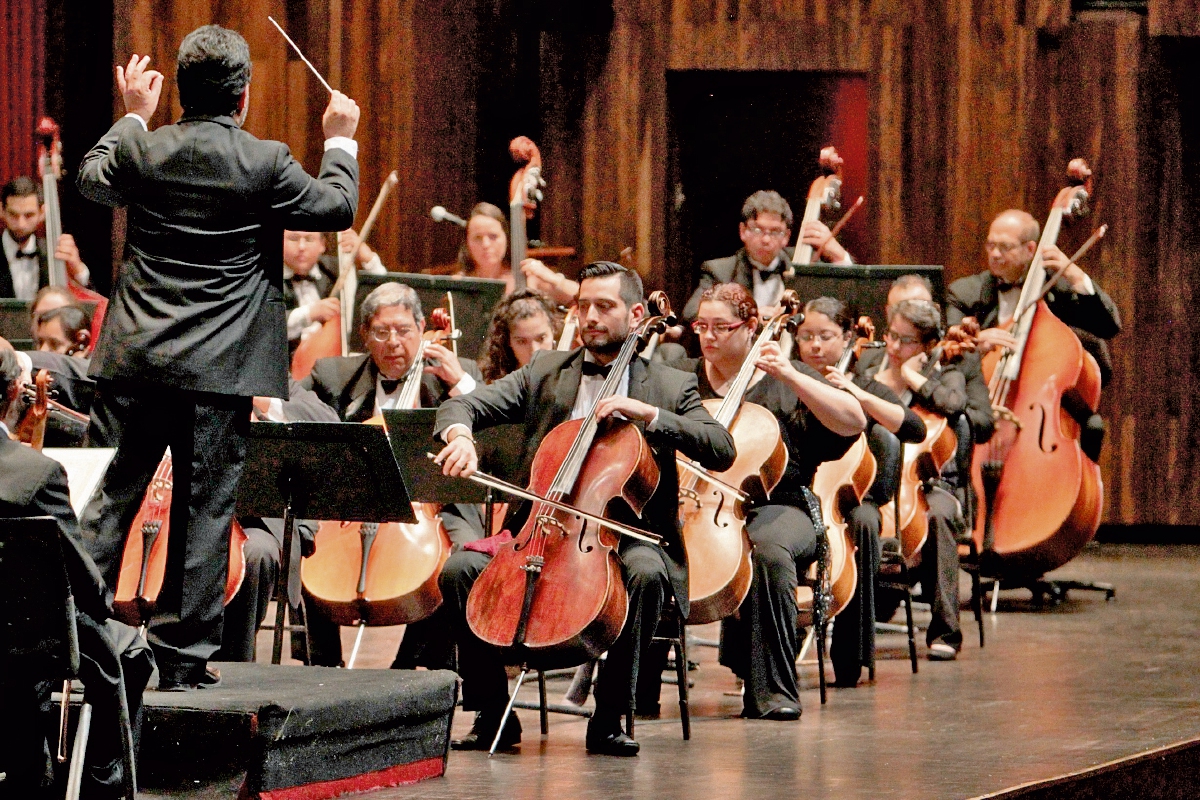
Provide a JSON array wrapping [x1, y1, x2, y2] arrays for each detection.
[[77, 25, 361, 690]]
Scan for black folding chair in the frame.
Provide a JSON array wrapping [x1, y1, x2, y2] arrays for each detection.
[[869, 426, 921, 674], [0, 517, 137, 800]]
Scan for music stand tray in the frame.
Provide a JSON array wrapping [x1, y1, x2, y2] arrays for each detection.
[[235, 422, 415, 663], [381, 409, 489, 505], [786, 265, 945, 330]]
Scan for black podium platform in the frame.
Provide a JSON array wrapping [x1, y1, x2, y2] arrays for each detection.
[[134, 664, 457, 799]]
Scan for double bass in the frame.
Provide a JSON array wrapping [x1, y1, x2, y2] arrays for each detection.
[[36, 118, 108, 350], [507, 137, 545, 292], [790, 146, 844, 267], [300, 309, 457, 632], [810, 317, 879, 615], [679, 297, 796, 625], [880, 321, 978, 567], [971, 159, 1104, 578], [463, 294, 675, 669]]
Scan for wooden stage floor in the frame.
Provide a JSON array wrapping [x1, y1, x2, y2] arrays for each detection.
[[149, 543, 1200, 799]]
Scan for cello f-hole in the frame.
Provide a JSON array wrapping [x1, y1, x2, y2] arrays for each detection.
[[1034, 404, 1059, 454], [712, 489, 727, 527]]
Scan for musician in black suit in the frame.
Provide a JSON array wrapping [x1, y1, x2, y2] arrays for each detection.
[[434, 262, 737, 756], [299, 281, 482, 666], [0, 350, 154, 797], [75, 27, 360, 690], [946, 209, 1121, 386], [283, 228, 386, 352], [1, 177, 91, 300], [682, 190, 854, 322]]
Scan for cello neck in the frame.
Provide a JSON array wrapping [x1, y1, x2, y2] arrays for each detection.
[[713, 319, 778, 427]]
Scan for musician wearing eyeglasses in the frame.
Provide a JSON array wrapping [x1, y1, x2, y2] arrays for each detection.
[[681, 190, 853, 322], [663, 283, 865, 718], [793, 296, 927, 686]]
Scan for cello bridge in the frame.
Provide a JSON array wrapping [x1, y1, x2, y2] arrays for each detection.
[[992, 405, 1023, 429], [521, 554, 545, 574], [679, 487, 700, 510], [535, 515, 567, 537]]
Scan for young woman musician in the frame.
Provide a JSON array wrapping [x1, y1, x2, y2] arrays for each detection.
[[794, 297, 926, 686], [427, 203, 518, 294], [667, 283, 865, 719]]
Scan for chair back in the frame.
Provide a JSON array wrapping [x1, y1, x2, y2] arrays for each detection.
[[0, 516, 81, 680], [864, 423, 902, 508]]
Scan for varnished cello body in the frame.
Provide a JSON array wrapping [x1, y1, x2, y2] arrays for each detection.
[[880, 408, 957, 567]]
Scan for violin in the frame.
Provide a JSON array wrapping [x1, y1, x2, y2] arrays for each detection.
[[790, 146, 844, 267], [36, 118, 108, 352], [300, 308, 456, 631], [112, 452, 248, 627], [970, 159, 1104, 577], [15, 370, 52, 449], [462, 293, 675, 669], [15, 372, 90, 447], [879, 321, 978, 566], [508, 137, 545, 292], [290, 172, 399, 380], [810, 317, 879, 615], [680, 295, 797, 625]]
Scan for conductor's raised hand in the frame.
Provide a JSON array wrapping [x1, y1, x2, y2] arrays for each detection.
[[117, 55, 164, 123], [322, 91, 360, 140]]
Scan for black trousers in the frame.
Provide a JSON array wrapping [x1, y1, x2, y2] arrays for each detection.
[[0, 616, 154, 799], [81, 381, 251, 683], [444, 539, 670, 733], [915, 486, 965, 648], [831, 502, 882, 685], [719, 504, 818, 717]]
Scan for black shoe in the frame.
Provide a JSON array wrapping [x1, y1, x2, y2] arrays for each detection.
[[157, 665, 221, 692], [761, 705, 802, 721], [451, 710, 521, 751], [586, 730, 640, 757]]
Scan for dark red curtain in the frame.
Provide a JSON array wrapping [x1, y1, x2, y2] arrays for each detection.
[[1, 0, 46, 183]]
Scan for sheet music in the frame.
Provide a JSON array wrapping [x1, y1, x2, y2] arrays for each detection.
[[42, 448, 115, 517]]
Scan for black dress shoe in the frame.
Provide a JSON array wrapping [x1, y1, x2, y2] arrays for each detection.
[[760, 705, 802, 721], [157, 665, 222, 692], [586, 730, 640, 757], [451, 710, 521, 751]]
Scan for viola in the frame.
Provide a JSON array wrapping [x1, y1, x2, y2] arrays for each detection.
[[300, 308, 457, 631], [810, 316, 879, 615], [790, 146, 844, 267], [970, 159, 1104, 578], [112, 452, 247, 627], [508, 137, 545, 292], [462, 294, 675, 669], [879, 321, 978, 566], [36, 118, 108, 352], [290, 172, 399, 380], [14, 370, 52, 450], [680, 295, 798, 625]]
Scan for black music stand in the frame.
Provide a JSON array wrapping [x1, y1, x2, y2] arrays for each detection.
[[236, 422, 415, 664], [786, 265, 945, 329]]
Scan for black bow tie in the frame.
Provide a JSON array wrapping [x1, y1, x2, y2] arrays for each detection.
[[379, 377, 404, 394], [756, 260, 787, 278], [581, 361, 612, 379], [15, 248, 37, 260], [291, 272, 317, 282]]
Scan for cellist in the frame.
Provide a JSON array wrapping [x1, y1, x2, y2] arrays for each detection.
[[433, 262, 736, 756], [660, 283, 865, 718], [298, 281, 482, 666], [794, 296, 927, 686]]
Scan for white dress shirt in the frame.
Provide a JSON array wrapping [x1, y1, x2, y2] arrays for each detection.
[[3, 229, 42, 301]]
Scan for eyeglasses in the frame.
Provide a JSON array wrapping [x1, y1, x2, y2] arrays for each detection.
[[985, 240, 1025, 254], [883, 329, 921, 346], [796, 331, 842, 344], [744, 225, 789, 239], [368, 325, 416, 342], [691, 320, 747, 337]]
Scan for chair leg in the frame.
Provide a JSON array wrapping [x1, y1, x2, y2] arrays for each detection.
[[972, 571, 985, 648], [64, 701, 93, 800], [903, 585, 918, 674], [815, 617, 828, 705], [115, 663, 138, 799], [674, 617, 690, 741], [537, 670, 549, 735], [489, 668, 529, 757]]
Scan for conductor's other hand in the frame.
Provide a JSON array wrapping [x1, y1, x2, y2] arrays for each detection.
[[117, 55, 164, 124], [323, 91, 360, 140]]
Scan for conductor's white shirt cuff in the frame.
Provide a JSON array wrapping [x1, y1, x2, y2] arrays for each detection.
[[324, 137, 358, 159]]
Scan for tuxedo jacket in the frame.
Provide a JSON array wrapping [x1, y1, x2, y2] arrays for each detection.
[[282, 254, 337, 314], [77, 114, 358, 398], [301, 352, 482, 423], [683, 247, 795, 321], [0, 235, 49, 299], [434, 348, 738, 617], [0, 435, 109, 621]]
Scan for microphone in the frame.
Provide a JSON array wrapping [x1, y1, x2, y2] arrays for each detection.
[[430, 206, 467, 228]]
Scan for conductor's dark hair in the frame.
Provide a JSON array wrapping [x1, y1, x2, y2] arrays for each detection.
[[177, 25, 252, 116], [578, 261, 643, 309], [804, 296, 852, 332], [0, 349, 22, 417], [2, 176, 42, 206]]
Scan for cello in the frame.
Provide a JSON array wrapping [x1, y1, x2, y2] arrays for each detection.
[[462, 294, 675, 669], [809, 317, 878, 615], [36, 117, 108, 351], [508, 137, 545, 292], [790, 146, 844, 267], [679, 297, 796, 625], [299, 309, 456, 637], [112, 452, 248, 627], [880, 321, 978, 567], [970, 159, 1104, 578], [290, 172, 400, 380]]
